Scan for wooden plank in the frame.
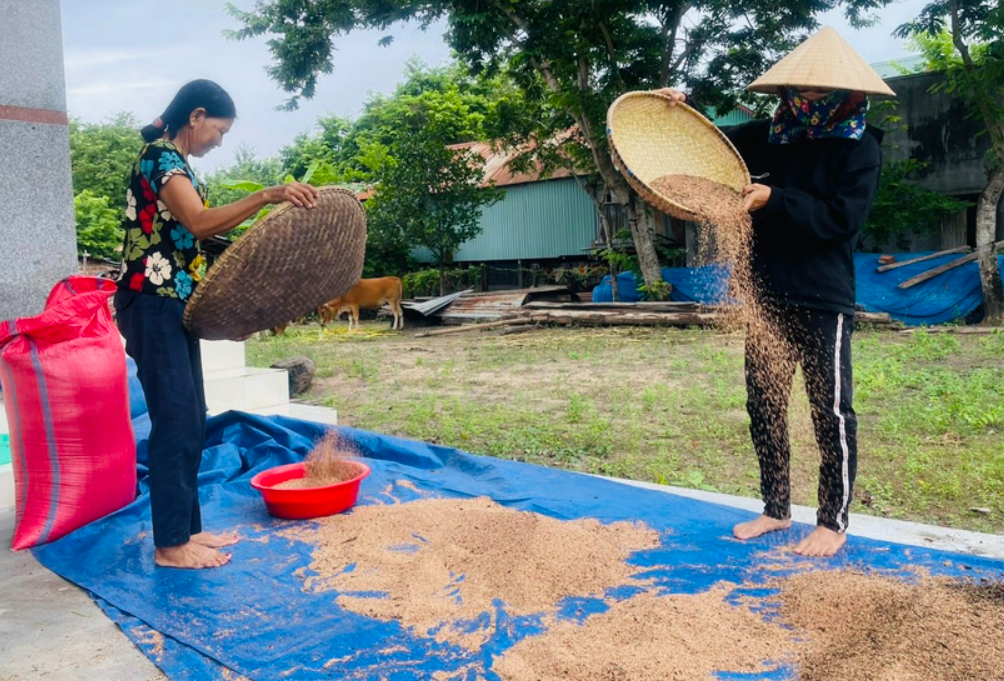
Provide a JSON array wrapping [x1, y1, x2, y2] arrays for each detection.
[[898, 240, 1004, 289], [876, 246, 971, 273], [523, 301, 703, 313], [899, 326, 1004, 335], [501, 324, 541, 336], [526, 310, 721, 327], [414, 318, 530, 337]]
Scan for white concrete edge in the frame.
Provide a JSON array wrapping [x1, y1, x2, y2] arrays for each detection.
[[603, 476, 1004, 560]]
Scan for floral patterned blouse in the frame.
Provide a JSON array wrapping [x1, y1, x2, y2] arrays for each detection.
[[117, 140, 207, 300]]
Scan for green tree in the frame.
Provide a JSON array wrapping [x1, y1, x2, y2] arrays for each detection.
[[898, 1, 1004, 323], [74, 190, 123, 260], [205, 143, 286, 212], [281, 114, 355, 179], [69, 112, 142, 204], [226, 0, 891, 297], [367, 128, 503, 295], [864, 159, 972, 249], [274, 60, 511, 277], [863, 99, 972, 250]]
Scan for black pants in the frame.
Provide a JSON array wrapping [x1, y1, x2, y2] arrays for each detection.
[[115, 291, 207, 548], [745, 305, 857, 533]]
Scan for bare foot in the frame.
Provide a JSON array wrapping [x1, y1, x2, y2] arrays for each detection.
[[190, 531, 240, 548], [155, 542, 231, 569], [733, 514, 792, 540], [793, 526, 847, 557]]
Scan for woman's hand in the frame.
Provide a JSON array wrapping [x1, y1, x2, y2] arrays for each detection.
[[743, 184, 772, 213], [653, 88, 687, 106], [263, 182, 319, 209]]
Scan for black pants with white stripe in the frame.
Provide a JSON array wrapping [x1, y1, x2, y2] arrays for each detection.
[[745, 304, 857, 533]]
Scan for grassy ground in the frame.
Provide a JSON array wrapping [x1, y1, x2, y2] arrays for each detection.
[[247, 322, 1004, 534]]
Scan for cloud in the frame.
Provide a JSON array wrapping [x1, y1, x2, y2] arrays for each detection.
[[68, 79, 175, 98], [63, 48, 166, 70]]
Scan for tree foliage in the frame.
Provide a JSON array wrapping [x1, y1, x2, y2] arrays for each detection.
[[73, 190, 123, 260], [227, 0, 893, 293], [865, 159, 972, 249], [69, 112, 142, 205], [68, 113, 143, 258], [897, 0, 1004, 323], [366, 127, 504, 293], [205, 144, 286, 210]]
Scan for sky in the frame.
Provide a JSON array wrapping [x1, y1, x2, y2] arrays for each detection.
[[60, 0, 929, 173]]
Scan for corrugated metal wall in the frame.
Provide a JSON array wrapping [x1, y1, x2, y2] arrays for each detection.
[[414, 177, 600, 263], [708, 108, 754, 127], [413, 109, 753, 265]]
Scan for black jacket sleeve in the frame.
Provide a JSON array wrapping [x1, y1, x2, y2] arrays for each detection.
[[761, 135, 882, 245]]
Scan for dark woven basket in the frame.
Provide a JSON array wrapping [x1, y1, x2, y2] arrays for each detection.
[[183, 186, 367, 340], [607, 92, 750, 222]]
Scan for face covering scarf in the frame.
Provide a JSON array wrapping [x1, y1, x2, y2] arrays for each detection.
[[768, 87, 868, 144]]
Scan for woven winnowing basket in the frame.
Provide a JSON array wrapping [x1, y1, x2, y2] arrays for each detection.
[[183, 186, 367, 340], [607, 92, 750, 222]]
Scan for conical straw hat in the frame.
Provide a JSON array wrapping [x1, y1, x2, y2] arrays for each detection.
[[747, 26, 895, 96]]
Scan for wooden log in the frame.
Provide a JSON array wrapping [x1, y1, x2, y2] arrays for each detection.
[[522, 301, 704, 313], [876, 246, 971, 273], [414, 318, 530, 337], [854, 311, 905, 329], [527, 309, 721, 327], [898, 240, 1004, 289], [899, 326, 1004, 335], [501, 324, 540, 336]]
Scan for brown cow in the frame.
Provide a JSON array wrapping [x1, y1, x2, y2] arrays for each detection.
[[319, 277, 404, 331]]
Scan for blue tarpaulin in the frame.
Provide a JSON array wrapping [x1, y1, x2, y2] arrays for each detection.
[[593, 254, 1004, 326], [30, 401, 1004, 680]]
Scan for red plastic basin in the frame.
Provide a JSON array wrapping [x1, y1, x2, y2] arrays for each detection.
[[250, 461, 371, 520]]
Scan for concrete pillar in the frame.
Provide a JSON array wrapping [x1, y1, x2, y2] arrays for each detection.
[[0, 0, 78, 319]]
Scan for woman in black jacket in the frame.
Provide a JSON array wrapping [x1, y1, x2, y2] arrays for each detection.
[[658, 27, 894, 557]]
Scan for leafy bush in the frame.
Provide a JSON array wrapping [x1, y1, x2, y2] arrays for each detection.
[[74, 190, 123, 260], [403, 265, 484, 298]]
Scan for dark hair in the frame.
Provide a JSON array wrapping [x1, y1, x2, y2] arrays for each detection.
[[140, 79, 236, 142]]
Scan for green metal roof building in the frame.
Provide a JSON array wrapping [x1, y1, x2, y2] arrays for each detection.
[[414, 106, 755, 265]]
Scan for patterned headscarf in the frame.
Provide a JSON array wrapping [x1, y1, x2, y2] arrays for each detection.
[[768, 87, 868, 144]]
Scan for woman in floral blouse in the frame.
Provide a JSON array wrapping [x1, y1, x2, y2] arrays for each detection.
[[115, 79, 318, 569]]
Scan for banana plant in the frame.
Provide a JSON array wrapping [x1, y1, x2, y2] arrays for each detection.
[[219, 161, 321, 229]]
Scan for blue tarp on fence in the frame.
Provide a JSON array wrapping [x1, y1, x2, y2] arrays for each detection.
[[29, 405, 1004, 681], [593, 254, 1004, 326]]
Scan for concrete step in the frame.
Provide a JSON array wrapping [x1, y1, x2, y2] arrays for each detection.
[[246, 401, 339, 425], [0, 464, 12, 511], [204, 366, 289, 416], [200, 339, 246, 373]]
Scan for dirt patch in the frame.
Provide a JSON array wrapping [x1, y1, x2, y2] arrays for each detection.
[[284, 496, 660, 648], [776, 569, 1004, 681], [494, 585, 791, 680]]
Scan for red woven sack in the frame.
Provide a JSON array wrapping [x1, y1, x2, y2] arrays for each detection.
[[0, 277, 136, 550]]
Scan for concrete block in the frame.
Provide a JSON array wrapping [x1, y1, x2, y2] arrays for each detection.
[[0, 510, 166, 680], [200, 339, 247, 373], [247, 402, 339, 426], [204, 367, 289, 415], [0, 465, 12, 511], [0, 119, 77, 319], [0, 0, 68, 111]]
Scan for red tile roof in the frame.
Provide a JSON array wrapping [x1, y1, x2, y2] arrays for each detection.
[[447, 141, 577, 188]]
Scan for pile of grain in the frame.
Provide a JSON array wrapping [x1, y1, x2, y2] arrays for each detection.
[[776, 569, 1004, 681], [274, 431, 361, 490], [493, 586, 792, 680], [285, 496, 660, 647]]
